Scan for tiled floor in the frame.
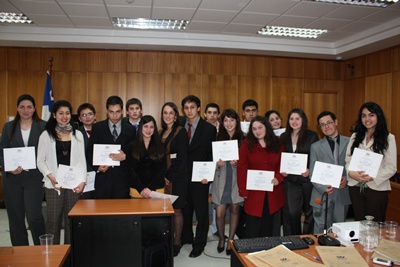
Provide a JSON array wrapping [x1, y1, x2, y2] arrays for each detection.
[[0, 208, 230, 267]]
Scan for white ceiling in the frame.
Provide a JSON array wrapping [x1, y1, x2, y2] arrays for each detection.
[[0, 0, 400, 60]]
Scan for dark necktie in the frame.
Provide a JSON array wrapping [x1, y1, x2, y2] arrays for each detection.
[[187, 123, 192, 143], [330, 136, 339, 165], [112, 124, 118, 142], [86, 130, 92, 137]]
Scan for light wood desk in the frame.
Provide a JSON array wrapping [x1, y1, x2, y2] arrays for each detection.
[[68, 199, 174, 267], [230, 235, 383, 267], [0, 245, 70, 267]]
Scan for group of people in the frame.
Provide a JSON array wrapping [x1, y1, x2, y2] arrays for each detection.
[[1, 93, 396, 260]]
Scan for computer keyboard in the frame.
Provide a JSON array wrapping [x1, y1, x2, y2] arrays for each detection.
[[233, 236, 309, 253]]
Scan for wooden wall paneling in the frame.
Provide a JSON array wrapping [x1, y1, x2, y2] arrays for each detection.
[[345, 56, 365, 80], [392, 46, 400, 72], [6, 48, 43, 71], [201, 75, 238, 113], [135, 51, 165, 73], [87, 72, 127, 121], [42, 49, 88, 72], [0, 48, 6, 70], [325, 60, 344, 80], [366, 48, 392, 76], [304, 59, 325, 80], [237, 55, 271, 77], [365, 73, 392, 128], [164, 52, 202, 74], [127, 51, 139, 73], [303, 92, 339, 136], [202, 54, 237, 75], [324, 80, 345, 133], [391, 71, 400, 168], [87, 50, 127, 72], [237, 76, 271, 118], [270, 78, 303, 120], [271, 57, 304, 78], [0, 71, 7, 127], [127, 73, 165, 121], [343, 78, 365, 136], [164, 74, 202, 115]]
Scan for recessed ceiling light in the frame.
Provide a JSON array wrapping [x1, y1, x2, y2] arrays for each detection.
[[112, 18, 188, 30], [308, 0, 399, 8], [0, 12, 33, 24], [257, 26, 328, 38]]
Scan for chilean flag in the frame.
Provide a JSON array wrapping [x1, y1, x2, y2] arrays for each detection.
[[41, 71, 54, 121]]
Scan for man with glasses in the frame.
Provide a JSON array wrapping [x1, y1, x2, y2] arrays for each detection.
[[87, 96, 136, 199], [309, 111, 351, 234]]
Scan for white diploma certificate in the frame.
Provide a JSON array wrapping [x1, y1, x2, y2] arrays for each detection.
[[3, 146, 36, 172], [56, 164, 82, 189], [212, 140, 239, 161], [311, 161, 344, 188], [150, 191, 179, 204], [280, 152, 308, 175], [240, 122, 250, 134], [246, 169, 274, 191], [191, 161, 216, 182], [348, 147, 383, 178], [92, 144, 121, 166], [83, 171, 96, 193], [273, 128, 286, 137]]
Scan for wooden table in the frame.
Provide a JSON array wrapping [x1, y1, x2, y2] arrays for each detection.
[[0, 245, 70, 267], [230, 235, 383, 267]]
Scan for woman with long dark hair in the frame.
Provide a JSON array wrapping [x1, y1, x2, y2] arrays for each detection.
[[37, 100, 87, 244], [129, 115, 167, 198], [265, 110, 283, 130], [212, 109, 244, 255], [159, 102, 189, 256], [237, 116, 285, 238], [280, 108, 318, 235], [345, 102, 397, 222], [0, 94, 46, 246]]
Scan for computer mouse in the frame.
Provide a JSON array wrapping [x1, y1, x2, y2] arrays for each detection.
[[302, 236, 315, 245]]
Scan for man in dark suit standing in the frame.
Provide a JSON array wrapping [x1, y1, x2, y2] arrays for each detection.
[[180, 95, 216, 258], [87, 96, 136, 199]]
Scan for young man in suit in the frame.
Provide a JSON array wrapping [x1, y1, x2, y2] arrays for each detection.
[[310, 111, 351, 234], [180, 95, 216, 258], [87, 96, 136, 199]]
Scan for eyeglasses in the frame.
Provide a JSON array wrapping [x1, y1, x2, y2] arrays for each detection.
[[319, 120, 334, 128], [80, 112, 94, 117]]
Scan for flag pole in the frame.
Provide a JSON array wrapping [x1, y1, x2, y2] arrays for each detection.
[[48, 56, 53, 77]]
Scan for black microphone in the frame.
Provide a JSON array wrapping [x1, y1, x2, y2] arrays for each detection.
[[317, 191, 340, 246]]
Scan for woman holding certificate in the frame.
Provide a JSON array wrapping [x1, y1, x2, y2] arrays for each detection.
[[159, 102, 189, 257], [37, 100, 87, 244], [128, 115, 167, 198], [212, 109, 244, 255], [345, 102, 397, 222], [237, 116, 285, 238], [280, 108, 318, 235], [0, 94, 46, 246]]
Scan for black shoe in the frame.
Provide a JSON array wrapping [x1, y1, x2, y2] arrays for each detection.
[[217, 246, 224, 253], [189, 248, 203, 258], [173, 245, 181, 257], [226, 249, 231, 256]]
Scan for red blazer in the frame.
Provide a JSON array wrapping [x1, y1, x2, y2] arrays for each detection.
[[237, 138, 285, 217]]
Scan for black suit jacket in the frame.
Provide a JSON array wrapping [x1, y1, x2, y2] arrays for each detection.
[[87, 119, 136, 191]]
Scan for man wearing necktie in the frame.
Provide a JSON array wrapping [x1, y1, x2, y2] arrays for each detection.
[[179, 95, 216, 258], [123, 98, 142, 133], [309, 111, 351, 234], [87, 96, 136, 199]]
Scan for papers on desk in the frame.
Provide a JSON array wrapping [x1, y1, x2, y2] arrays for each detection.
[[246, 170, 274, 191], [56, 164, 83, 189], [347, 148, 383, 178], [150, 191, 178, 204], [240, 122, 250, 134], [316, 246, 369, 267], [212, 140, 238, 161], [246, 245, 321, 267], [273, 128, 286, 137], [372, 239, 400, 265], [92, 144, 121, 166], [191, 161, 216, 182], [83, 171, 96, 193], [3, 146, 36, 171], [311, 161, 344, 188], [280, 152, 308, 175]]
